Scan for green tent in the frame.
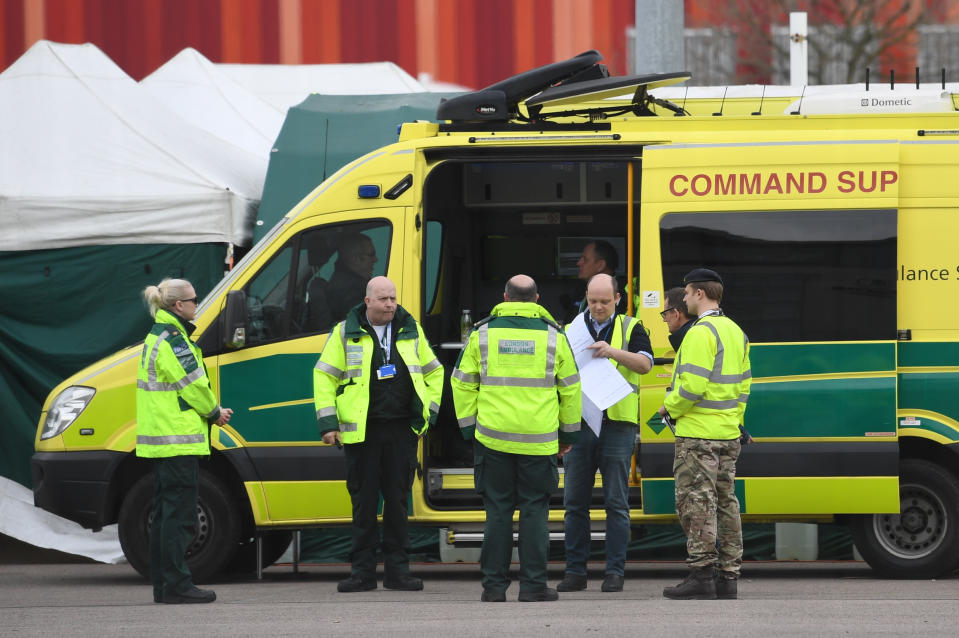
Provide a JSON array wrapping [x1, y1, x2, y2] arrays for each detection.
[[254, 93, 459, 242], [0, 244, 226, 487]]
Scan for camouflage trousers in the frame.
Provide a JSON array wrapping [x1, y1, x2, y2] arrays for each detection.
[[673, 436, 743, 576]]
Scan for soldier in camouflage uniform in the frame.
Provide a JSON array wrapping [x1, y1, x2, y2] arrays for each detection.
[[658, 269, 751, 600]]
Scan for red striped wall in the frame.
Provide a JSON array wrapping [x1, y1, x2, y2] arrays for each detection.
[[0, 0, 637, 84], [1, 0, 946, 85]]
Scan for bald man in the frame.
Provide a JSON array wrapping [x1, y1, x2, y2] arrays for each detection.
[[558, 273, 652, 594], [452, 274, 581, 602], [314, 276, 444, 593]]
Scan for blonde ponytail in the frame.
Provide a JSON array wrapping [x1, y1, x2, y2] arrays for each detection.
[[142, 278, 192, 318]]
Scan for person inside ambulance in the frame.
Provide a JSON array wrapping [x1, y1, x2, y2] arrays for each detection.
[[564, 240, 627, 322], [327, 233, 378, 322]]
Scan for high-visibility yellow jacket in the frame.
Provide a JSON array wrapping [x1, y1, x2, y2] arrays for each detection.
[[313, 304, 443, 444], [567, 313, 642, 425], [452, 301, 582, 455], [136, 308, 219, 458], [664, 311, 751, 440]]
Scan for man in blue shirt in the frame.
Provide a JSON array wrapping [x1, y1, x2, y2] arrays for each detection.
[[558, 273, 653, 593]]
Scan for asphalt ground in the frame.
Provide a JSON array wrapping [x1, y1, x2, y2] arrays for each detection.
[[1, 559, 957, 638]]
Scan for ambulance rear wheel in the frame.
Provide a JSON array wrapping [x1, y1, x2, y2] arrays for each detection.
[[118, 469, 242, 583], [850, 459, 959, 578]]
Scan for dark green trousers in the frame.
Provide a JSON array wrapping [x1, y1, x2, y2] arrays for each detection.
[[150, 456, 199, 599], [474, 441, 558, 594]]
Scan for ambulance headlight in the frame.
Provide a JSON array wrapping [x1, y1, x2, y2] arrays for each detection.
[[40, 386, 95, 440]]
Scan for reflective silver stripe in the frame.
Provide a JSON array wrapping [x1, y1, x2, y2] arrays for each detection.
[[677, 363, 711, 378], [621, 316, 633, 350], [205, 407, 220, 420], [317, 406, 337, 418], [478, 324, 489, 377], [343, 369, 363, 379], [340, 321, 347, 353], [479, 376, 555, 388], [695, 320, 751, 384], [173, 366, 205, 390], [560, 421, 581, 432], [340, 422, 358, 432], [544, 325, 557, 379], [408, 365, 423, 374], [628, 382, 639, 393], [137, 433, 205, 445], [146, 329, 170, 384], [699, 321, 726, 382], [476, 422, 558, 444], [742, 369, 752, 380], [697, 398, 741, 410], [738, 393, 750, 402], [430, 401, 440, 413], [452, 369, 480, 384], [423, 358, 441, 373], [137, 379, 178, 392], [315, 360, 344, 379], [557, 373, 580, 387], [678, 387, 703, 402], [458, 415, 477, 429]]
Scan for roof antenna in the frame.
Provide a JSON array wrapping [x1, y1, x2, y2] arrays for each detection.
[[866, 67, 870, 91], [751, 85, 766, 115], [791, 84, 806, 115], [916, 66, 920, 89], [890, 69, 895, 90], [680, 86, 688, 116], [713, 86, 727, 116], [942, 68, 946, 90]]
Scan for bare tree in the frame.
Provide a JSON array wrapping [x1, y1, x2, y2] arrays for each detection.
[[698, 0, 934, 84]]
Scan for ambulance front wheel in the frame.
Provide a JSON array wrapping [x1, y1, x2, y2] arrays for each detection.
[[117, 468, 242, 583], [850, 459, 959, 579]]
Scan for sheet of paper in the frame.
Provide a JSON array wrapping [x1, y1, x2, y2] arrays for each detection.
[[583, 395, 603, 436], [566, 314, 634, 422]]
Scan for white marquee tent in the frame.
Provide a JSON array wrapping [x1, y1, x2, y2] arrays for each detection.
[[141, 48, 285, 163], [0, 40, 265, 251], [217, 60, 426, 110]]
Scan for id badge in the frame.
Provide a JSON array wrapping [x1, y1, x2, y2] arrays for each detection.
[[377, 363, 397, 380]]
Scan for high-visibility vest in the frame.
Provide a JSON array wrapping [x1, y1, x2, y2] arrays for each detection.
[[451, 301, 582, 456], [603, 314, 642, 425], [664, 312, 751, 440], [136, 308, 218, 458], [313, 304, 443, 444]]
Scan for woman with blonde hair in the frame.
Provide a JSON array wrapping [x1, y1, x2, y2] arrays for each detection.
[[134, 278, 232, 604]]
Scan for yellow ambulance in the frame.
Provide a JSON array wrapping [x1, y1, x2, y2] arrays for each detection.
[[33, 51, 959, 580]]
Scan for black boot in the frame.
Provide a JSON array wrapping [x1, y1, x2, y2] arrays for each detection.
[[556, 572, 588, 592], [663, 568, 717, 600], [714, 572, 738, 599]]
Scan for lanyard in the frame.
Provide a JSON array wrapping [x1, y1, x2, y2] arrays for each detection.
[[379, 322, 391, 364]]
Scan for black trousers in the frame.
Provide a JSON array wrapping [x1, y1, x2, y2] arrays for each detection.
[[150, 455, 199, 599], [344, 432, 418, 578]]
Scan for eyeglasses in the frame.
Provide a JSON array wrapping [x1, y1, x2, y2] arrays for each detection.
[[179, 297, 199, 305], [659, 307, 677, 319]]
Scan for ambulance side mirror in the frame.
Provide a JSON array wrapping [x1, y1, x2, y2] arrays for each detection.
[[224, 290, 248, 349]]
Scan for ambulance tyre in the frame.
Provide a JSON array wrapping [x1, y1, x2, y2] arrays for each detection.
[[118, 469, 242, 583], [850, 459, 959, 579]]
